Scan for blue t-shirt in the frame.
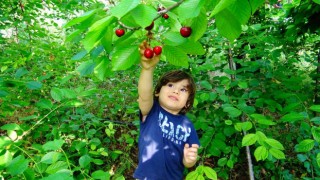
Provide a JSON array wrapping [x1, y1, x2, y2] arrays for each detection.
[[133, 100, 200, 180]]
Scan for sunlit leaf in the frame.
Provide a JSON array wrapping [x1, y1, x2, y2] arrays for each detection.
[[111, 45, 140, 71], [295, 139, 315, 152], [7, 155, 29, 176], [269, 148, 285, 159], [163, 45, 189, 67], [242, 133, 257, 146], [254, 146, 268, 161], [43, 139, 65, 151], [265, 138, 284, 150]]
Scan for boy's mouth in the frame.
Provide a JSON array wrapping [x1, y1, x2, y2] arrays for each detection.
[[168, 95, 178, 101]]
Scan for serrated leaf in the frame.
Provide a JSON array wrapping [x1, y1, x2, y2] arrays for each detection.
[[40, 171, 73, 180], [242, 133, 257, 146], [36, 99, 53, 110], [110, 0, 140, 19], [186, 171, 199, 180], [63, 9, 99, 28], [228, 0, 251, 24], [7, 155, 29, 176], [177, 0, 203, 21], [316, 153, 320, 167], [203, 166, 217, 179], [43, 139, 65, 151], [312, 126, 320, 143], [295, 139, 315, 152], [254, 146, 268, 161], [209, 0, 236, 17], [45, 161, 68, 174], [76, 60, 96, 76], [217, 157, 228, 166], [256, 131, 267, 145], [251, 114, 276, 125], [163, 45, 189, 67], [101, 26, 114, 53], [310, 105, 320, 112], [94, 57, 112, 81], [79, 154, 91, 168], [111, 45, 140, 71], [92, 170, 111, 180], [269, 148, 285, 159], [190, 9, 208, 41], [0, 136, 13, 149], [265, 138, 284, 150], [71, 50, 87, 61], [280, 112, 305, 123], [215, 9, 242, 41], [26, 81, 42, 90], [129, 4, 158, 28], [41, 152, 62, 164], [177, 40, 205, 55], [82, 16, 116, 52], [1, 123, 20, 130], [50, 88, 63, 102], [223, 107, 242, 118], [163, 32, 188, 46]]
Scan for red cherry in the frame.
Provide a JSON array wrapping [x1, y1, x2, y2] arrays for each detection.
[[144, 48, 154, 59], [153, 46, 162, 55], [180, 26, 192, 38], [162, 14, 169, 19], [145, 21, 154, 31], [115, 29, 125, 37]]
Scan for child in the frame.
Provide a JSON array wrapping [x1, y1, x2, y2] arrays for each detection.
[[133, 41, 200, 180]]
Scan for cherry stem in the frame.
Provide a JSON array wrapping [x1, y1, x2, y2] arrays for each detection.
[[117, 0, 185, 31]]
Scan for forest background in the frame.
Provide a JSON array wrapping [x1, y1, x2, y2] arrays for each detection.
[[1, 0, 320, 179]]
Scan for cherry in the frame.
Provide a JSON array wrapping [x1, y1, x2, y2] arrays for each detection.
[[115, 29, 125, 37], [153, 46, 162, 55], [144, 48, 154, 59], [180, 26, 192, 38], [162, 14, 169, 19], [145, 21, 154, 31]]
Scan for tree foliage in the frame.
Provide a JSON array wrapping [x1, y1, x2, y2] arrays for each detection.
[[1, 0, 320, 179]]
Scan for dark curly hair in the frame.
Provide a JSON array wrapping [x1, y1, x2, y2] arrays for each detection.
[[154, 70, 196, 114]]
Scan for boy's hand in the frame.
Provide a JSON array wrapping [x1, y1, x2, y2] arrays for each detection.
[[139, 40, 160, 70], [183, 144, 199, 168]]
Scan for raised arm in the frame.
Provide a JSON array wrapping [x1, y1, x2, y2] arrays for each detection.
[[138, 41, 160, 122]]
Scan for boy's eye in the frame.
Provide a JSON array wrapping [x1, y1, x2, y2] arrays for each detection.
[[167, 83, 173, 87], [181, 88, 188, 92]]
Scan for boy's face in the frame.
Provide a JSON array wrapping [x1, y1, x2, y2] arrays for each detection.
[[155, 79, 190, 115]]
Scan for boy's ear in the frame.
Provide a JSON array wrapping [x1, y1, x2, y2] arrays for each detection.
[[155, 93, 159, 97]]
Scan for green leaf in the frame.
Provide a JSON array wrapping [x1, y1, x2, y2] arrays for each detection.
[[50, 88, 63, 102], [209, 0, 236, 17], [313, 0, 320, 5], [312, 126, 320, 143], [190, 9, 208, 41], [64, 9, 99, 28], [94, 57, 112, 81], [110, 0, 140, 19], [111, 45, 140, 71], [15, 67, 29, 78], [251, 114, 276, 126], [82, 16, 116, 52], [41, 152, 62, 164], [43, 139, 65, 151], [36, 99, 53, 109], [177, 0, 204, 21], [280, 112, 305, 123], [45, 161, 69, 174], [295, 139, 315, 152], [129, 4, 158, 28], [77, 60, 96, 76], [92, 170, 111, 180], [0, 150, 12, 167], [40, 171, 73, 180], [7, 155, 29, 176], [177, 40, 205, 55], [1, 123, 21, 130], [217, 157, 228, 166], [254, 146, 268, 161], [163, 32, 188, 46], [203, 166, 217, 180], [26, 81, 42, 90], [186, 171, 199, 180], [249, 0, 265, 14], [265, 138, 284, 150], [223, 107, 242, 118], [256, 131, 267, 144], [269, 148, 285, 159], [163, 45, 189, 67], [317, 153, 320, 167], [71, 50, 87, 61], [79, 154, 92, 168], [242, 133, 257, 146], [310, 105, 320, 112], [228, 0, 251, 24], [215, 9, 242, 41]]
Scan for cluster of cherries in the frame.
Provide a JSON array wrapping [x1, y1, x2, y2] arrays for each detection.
[[114, 6, 193, 59]]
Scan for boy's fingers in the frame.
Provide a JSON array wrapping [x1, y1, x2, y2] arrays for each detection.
[[191, 144, 199, 149], [184, 143, 190, 148]]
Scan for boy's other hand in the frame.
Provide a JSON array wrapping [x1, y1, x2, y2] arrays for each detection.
[[139, 40, 160, 70], [183, 143, 199, 167]]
